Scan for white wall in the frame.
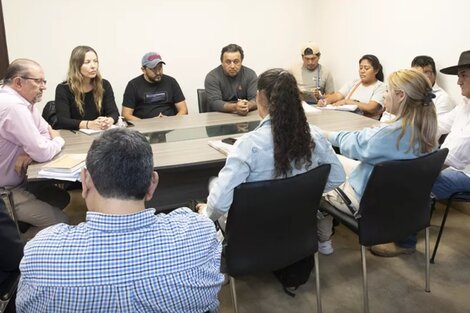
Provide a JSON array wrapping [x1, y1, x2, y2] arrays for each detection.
[[3, 0, 468, 114], [313, 0, 468, 106], [2, 0, 316, 114]]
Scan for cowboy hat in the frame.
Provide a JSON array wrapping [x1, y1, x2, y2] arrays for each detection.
[[440, 50, 470, 75]]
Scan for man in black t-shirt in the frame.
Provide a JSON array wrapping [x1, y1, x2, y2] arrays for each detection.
[[122, 52, 188, 120]]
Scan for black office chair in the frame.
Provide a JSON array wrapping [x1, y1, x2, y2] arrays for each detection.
[[42, 100, 58, 129], [0, 189, 19, 234], [320, 149, 448, 313], [0, 271, 20, 313], [197, 89, 209, 113], [223, 164, 331, 313], [0, 198, 23, 313], [430, 190, 470, 264]]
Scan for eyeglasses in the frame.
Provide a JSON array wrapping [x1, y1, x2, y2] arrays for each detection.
[[21, 76, 47, 85]]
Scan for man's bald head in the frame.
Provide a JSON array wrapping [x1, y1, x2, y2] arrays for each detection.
[[2, 59, 46, 104]]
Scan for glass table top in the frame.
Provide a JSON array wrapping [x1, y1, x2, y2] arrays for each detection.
[[142, 120, 260, 144]]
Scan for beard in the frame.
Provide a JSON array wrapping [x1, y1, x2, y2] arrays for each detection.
[[32, 93, 43, 104]]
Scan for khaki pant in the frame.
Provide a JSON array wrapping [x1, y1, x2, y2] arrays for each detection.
[[9, 182, 69, 239]]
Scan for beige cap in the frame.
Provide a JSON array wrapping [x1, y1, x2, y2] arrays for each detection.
[[301, 42, 320, 55]]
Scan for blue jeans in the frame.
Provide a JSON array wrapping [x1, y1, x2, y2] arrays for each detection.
[[432, 168, 470, 200], [395, 169, 470, 249], [396, 235, 417, 249], [396, 169, 470, 249]]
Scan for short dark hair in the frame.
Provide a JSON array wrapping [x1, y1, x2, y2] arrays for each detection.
[[86, 128, 154, 200], [359, 54, 384, 82], [220, 44, 244, 62], [411, 55, 436, 75]]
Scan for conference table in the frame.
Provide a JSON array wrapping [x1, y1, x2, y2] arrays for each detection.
[[27, 109, 381, 211]]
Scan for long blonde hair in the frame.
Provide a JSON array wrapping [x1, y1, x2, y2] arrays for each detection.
[[66, 46, 104, 116], [388, 69, 437, 154]]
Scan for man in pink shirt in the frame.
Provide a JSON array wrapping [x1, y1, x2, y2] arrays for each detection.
[[0, 59, 69, 238]]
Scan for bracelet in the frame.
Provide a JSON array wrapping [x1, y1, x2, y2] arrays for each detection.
[[86, 121, 89, 129]]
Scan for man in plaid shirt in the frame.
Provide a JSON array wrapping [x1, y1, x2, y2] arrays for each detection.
[[17, 128, 224, 313]]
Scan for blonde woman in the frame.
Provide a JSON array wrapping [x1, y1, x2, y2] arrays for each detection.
[[55, 46, 119, 130], [322, 68, 438, 256]]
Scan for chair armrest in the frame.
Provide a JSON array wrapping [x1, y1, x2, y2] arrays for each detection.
[[0, 270, 20, 301]]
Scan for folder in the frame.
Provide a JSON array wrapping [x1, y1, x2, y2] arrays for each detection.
[[42, 154, 87, 173]]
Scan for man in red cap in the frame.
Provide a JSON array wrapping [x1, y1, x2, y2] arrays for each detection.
[[122, 52, 188, 120]]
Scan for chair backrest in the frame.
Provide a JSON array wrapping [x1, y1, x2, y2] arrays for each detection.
[[42, 101, 58, 129], [224, 164, 331, 277], [0, 198, 23, 312], [197, 89, 208, 113], [358, 148, 448, 246]]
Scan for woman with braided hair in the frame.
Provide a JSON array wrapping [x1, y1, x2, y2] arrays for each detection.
[[323, 68, 439, 256], [197, 68, 345, 254]]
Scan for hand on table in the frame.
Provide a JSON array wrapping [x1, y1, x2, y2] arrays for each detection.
[[235, 100, 249, 116], [331, 99, 349, 106], [48, 127, 61, 139], [317, 99, 328, 107], [87, 117, 114, 130]]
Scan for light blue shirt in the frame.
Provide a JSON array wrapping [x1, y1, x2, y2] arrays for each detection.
[[17, 208, 224, 313], [328, 121, 431, 199], [207, 115, 345, 220]]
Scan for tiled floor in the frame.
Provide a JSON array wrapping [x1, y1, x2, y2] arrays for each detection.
[[64, 192, 470, 313]]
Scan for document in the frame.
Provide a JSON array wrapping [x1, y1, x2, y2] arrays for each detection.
[[302, 101, 322, 113], [79, 128, 101, 135], [320, 104, 358, 112], [79, 125, 117, 135], [38, 168, 82, 182]]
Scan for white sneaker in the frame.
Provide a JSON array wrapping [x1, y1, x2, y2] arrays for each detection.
[[318, 240, 334, 255]]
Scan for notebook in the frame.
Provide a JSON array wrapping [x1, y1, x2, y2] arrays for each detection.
[[41, 154, 87, 173]]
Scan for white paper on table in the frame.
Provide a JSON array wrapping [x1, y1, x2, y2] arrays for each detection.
[[320, 104, 358, 112], [79, 125, 117, 135], [38, 167, 82, 182], [302, 101, 322, 113]]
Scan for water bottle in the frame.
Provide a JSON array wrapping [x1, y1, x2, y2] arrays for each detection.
[[117, 116, 127, 128]]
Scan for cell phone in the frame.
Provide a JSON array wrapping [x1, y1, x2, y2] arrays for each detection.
[[222, 137, 237, 145]]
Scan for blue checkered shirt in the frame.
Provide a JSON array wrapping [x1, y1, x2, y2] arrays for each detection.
[[17, 208, 224, 313]]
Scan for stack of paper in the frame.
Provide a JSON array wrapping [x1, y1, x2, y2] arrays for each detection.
[[38, 168, 82, 181], [38, 154, 86, 181]]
